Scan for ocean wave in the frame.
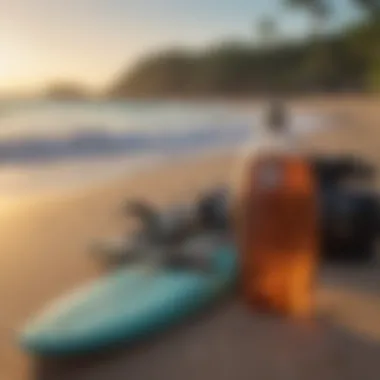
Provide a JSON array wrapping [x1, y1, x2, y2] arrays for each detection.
[[0, 124, 252, 166]]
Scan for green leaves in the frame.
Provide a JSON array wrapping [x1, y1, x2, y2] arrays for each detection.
[[286, 0, 380, 17], [285, 0, 330, 19], [355, 0, 380, 14]]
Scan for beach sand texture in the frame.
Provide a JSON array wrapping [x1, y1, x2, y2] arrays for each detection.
[[1, 97, 380, 380]]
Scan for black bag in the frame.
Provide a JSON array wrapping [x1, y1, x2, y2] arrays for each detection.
[[310, 155, 375, 188], [321, 189, 379, 263]]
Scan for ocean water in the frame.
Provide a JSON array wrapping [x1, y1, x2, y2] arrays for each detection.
[[0, 100, 324, 198]]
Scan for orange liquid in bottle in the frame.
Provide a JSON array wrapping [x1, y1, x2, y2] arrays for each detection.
[[237, 154, 319, 318]]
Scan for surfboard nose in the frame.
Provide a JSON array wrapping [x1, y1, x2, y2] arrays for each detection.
[[19, 319, 71, 355]]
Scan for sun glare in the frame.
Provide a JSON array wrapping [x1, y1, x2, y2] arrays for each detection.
[[0, 35, 19, 75], [0, 31, 36, 93]]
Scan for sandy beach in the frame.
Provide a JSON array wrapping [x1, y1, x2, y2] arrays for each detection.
[[1, 97, 380, 380]]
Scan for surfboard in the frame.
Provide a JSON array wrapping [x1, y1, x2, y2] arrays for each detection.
[[19, 245, 237, 355]]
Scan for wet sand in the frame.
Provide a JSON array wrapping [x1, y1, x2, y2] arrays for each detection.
[[1, 96, 380, 380]]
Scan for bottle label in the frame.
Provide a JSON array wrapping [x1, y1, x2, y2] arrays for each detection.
[[257, 161, 283, 190]]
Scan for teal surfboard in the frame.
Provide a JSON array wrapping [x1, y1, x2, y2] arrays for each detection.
[[19, 246, 237, 355]]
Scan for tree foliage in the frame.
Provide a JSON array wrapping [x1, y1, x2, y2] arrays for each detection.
[[108, 15, 380, 98], [286, 0, 330, 19], [286, 0, 380, 15]]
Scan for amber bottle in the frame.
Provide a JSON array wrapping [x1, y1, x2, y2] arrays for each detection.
[[236, 153, 319, 318]]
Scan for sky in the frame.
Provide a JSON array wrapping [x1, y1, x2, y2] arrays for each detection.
[[0, 0, 359, 95]]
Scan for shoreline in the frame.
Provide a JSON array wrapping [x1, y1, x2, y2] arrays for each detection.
[[0, 105, 330, 202]]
